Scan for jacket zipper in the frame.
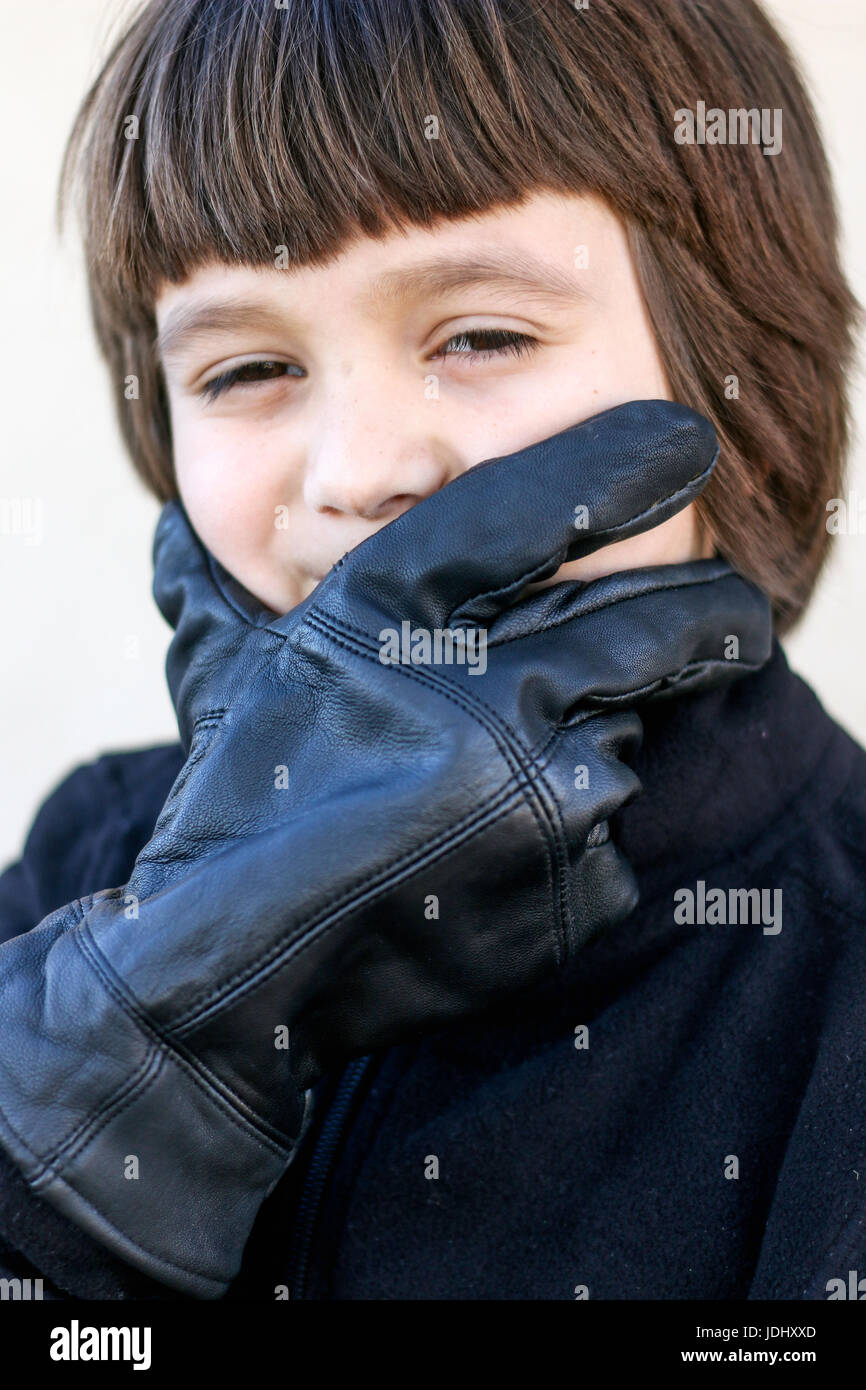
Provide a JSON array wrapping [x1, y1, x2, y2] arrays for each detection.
[[287, 1054, 373, 1300]]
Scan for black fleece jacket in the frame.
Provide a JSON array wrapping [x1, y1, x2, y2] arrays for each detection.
[[0, 635, 864, 1300]]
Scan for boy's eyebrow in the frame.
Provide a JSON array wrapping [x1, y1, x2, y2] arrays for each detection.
[[155, 251, 590, 361], [155, 301, 295, 363], [363, 251, 593, 307]]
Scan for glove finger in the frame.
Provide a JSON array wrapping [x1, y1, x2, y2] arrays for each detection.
[[534, 706, 645, 959], [481, 559, 772, 736], [304, 399, 718, 634]]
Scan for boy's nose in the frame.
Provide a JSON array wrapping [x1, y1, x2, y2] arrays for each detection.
[[302, 401, 456, 521]]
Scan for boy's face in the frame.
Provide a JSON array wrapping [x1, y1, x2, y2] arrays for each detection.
[[156, 191, 711, 613]]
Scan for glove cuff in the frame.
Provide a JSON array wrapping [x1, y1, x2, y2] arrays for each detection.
[[0, 900, 313, 1297]]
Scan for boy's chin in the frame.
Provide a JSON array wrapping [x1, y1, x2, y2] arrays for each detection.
[[298, 573, 323, 602]]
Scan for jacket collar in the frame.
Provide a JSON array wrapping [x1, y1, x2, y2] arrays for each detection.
[[611, 637, 845, 903]]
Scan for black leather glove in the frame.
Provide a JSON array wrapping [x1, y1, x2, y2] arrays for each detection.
[[0, 401, 772, 1297]]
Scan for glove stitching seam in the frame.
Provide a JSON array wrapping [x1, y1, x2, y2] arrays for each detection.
[[48, 926, 298, 1161], [167, 603, 569, 1028], [170, 774, 540, 1032], [0, 1092, 225, 1291], [55, 778, 541, 1073], [306, 610, 582, 963], [29, 1043, 165, 1178], [297, 610, 570, 968], [481, 568, 756, 650], [77, 924, 299, 1152]]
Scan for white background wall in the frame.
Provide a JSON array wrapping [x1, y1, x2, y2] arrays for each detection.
[[1, 0, 864, 867]]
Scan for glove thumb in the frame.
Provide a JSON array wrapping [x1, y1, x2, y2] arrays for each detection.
[[152, 500, 277, 753]]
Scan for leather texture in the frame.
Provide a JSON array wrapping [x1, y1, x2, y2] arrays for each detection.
[[0, 400, 773, 1297]]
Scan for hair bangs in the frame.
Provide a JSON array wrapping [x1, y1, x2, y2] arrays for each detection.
[[60, 0, 600, 316]]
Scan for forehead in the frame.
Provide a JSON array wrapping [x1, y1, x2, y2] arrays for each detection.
[[153, 192, 621, 364]]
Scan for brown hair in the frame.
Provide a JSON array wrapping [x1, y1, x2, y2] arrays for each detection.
[[59, 0, 860, 633]]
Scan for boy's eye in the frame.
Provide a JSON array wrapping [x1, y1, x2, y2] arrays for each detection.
[[431, 328, 538, 363], [200, 360, 304, 403]]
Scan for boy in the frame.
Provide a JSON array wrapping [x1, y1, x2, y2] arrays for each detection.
[[0, 0, 862, 1301]]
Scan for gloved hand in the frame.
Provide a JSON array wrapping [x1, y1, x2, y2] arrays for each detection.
[[0, 401, 772, 1298]]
